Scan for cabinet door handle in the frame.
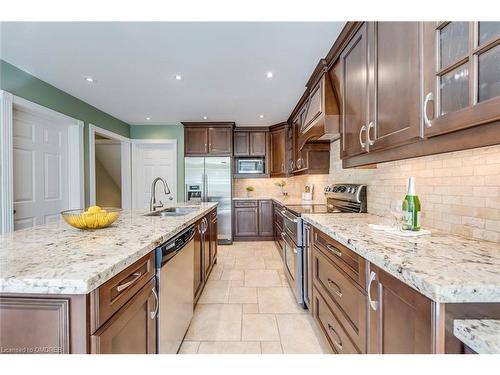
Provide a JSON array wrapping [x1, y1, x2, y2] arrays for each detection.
[[367, 122, 375, 146], [423, 92, 434, 128], [209, 143, 212, 151], [327, 324, 343, 351], [368, 271, 379, 311], [281, 162, 284, 172], [116, 272, 142, 292], [359, 125, 367, 149], [327, 278, 343, 298], [326, 244, 342, 258], [150, 287, 159, 319], [290, 160, 294, 170]]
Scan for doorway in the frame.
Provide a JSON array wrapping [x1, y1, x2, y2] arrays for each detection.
[[95, 134, 122, 207], [88, 124, 131, 209]]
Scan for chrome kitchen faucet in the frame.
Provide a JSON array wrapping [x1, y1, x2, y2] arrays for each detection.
[[150, 177, 172, 212]]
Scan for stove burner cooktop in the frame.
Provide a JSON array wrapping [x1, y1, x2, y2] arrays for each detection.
[[284, 204, 330, 216]]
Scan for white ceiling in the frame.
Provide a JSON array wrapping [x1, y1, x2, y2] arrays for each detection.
[[0, 22, 344, 126]]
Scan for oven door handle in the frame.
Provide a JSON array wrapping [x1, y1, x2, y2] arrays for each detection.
[[281, 210, 298, 224], [281, 232, 295, 249]]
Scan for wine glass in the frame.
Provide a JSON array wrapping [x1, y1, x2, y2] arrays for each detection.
[[389, 199, 403, 231]]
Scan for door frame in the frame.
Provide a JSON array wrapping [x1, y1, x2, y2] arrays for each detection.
[[131, 139, 178, 209], [88, 124, 132, 209], [0, 90, 84, 233]]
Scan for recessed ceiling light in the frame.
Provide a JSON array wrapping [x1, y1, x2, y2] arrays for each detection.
[[202, 116, 208, 120], [146, 117, 151, 121], [259, 114, 264, 119], [174, 74, 182, 80], [84, 76, 94, 83], [266, 72, 273, 79]]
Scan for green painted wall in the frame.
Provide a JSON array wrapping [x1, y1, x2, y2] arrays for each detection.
[[130, 125, 185, 201], [0, 60, 130, 207]]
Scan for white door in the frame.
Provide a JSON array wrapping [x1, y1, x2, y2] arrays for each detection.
[[13, 106, 69, 230], [133, 143, 177, 209]]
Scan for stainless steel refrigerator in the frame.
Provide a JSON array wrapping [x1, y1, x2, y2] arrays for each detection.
[[185, 157, 232, 243]]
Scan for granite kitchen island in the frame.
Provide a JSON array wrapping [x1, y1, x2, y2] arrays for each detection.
[[0, 202, 218, 353]]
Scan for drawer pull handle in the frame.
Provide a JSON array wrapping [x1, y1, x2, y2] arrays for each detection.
[[368, 271, 379, 311], [116, 272, 142, 292], [326, 244, 342, 257], [327, 278, 343, 298], [327, 324, 343, 351], [150, 287, 159, 319]]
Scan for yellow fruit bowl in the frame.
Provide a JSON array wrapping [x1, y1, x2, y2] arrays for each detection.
[[61, 207, 122, 229]]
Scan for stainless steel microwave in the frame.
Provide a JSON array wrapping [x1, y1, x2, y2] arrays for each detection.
[[236, 158, 264, 174]]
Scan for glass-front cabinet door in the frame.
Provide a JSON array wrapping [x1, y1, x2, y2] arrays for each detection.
[[423, 22, 500, 137]]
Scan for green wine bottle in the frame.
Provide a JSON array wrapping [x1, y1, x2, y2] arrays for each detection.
[[402, 177, 421, 231]]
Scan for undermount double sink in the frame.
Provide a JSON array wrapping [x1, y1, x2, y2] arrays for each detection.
[[144, 207, 199, 217]]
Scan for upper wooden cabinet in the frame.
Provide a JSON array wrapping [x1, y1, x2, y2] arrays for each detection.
[[338, 23, 370, 159], [269, 122, 289, 177], [183, 122, 234, 156], [422, 22, 500, 137], [368, 22, 422, 151], [233, 128, 268, 156], [184, 127, 209, 155], [332, 22, 500, 168]]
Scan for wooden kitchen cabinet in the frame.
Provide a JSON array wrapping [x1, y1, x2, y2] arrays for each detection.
[[367, 263, 434, 354], [422, 22, 500, 137], [303, 222, 312, 308], [194, 210, 217, 304], [234, 129, 268, 156], [269, 123, 289, 176], [91, 278, 157, 354], [233, 201, 259, 238], [183, 122, 235, 156], [329, 22, 500, 168], [339, 23, 370, 159], [250, 131, 267, 156], [208, 126, 233, 154], [203, 216, 211, 277], [233, 199, 273, 240], [184, 127, 208, 155], [210, 209, 218, 265], [258, 200, 273, 237], [367, 22, 422, 151], [193, 220, 204, 303], [234, 131, 250, 156]]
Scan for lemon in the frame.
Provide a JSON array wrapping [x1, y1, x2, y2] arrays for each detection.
[[87, 205, 102, 214]]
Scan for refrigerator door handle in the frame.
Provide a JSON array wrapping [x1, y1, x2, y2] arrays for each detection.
[[201, 174, 205, 202], [205, 174, 208, 202]]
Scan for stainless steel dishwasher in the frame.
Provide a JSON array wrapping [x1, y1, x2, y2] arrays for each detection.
[[155, 225, 195, 354]]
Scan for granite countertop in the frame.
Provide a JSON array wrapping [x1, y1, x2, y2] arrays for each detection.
[[454, 320, 500, 354], [0, 202, 218, 295], [302, 213, 500, 303], [233, 196, 325, 205]]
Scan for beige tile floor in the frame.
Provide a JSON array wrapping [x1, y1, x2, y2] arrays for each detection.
[[180, 241, 330, 354]]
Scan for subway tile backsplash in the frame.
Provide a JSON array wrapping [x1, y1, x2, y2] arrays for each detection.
[[234, 141, 500, 243]]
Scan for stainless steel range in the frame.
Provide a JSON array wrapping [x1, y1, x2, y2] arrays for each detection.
[[279, 184, 367, 307]]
